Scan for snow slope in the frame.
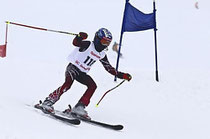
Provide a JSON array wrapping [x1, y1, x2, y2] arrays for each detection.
[[1, 0, 210, 139]]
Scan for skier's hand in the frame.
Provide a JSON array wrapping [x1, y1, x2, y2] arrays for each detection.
[[78, 32, 88, 40], [123, 73, 132, 81]]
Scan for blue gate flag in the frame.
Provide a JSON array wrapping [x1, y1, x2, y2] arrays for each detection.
[[115, 0, 159, 82], [122, 2, 155, 32]]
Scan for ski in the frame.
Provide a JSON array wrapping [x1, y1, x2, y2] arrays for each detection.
[[34, 104, 80, 125], [34, 102, 123, 130], [70, 113, 123, 130]]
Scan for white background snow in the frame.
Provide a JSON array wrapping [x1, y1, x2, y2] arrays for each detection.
[[0, 0, 210, 139]]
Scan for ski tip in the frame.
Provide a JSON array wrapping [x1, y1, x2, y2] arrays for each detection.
[[114, 125, 124, 130], [75, 120, 81, 125], [95, 104, 99, 108], [34, 103, 40, 108]]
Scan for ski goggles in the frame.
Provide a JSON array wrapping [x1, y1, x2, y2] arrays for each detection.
[[100, 37, 112, 46]]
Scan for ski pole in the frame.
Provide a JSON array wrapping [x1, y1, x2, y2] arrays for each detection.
[[5, 21, 78, 36], [96, 80, 126, 107]]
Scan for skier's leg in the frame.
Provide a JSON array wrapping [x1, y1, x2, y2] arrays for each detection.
[[76, 73, 97, 106], [47, 75, 73, 103], [41, 75, 73, 112], [71, 73, 96, 119], [42, 63, 77, 111]]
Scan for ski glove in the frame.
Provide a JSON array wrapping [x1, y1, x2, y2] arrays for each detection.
[[123, 73, 132, 81], [78, 32, 88, 40]]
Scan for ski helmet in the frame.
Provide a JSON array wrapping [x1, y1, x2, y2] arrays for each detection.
[[93, 28, 112, 52]]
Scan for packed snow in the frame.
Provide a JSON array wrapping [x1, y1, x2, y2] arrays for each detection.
[[0, 0, 210, 139]]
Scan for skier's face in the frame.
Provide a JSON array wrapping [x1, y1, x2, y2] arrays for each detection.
[[94, 36, 109, 52], [100, 37, 111, 47]]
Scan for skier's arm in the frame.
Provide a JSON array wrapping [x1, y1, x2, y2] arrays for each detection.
[[100, 55, 132, 81], [73, 32, 91, 51]]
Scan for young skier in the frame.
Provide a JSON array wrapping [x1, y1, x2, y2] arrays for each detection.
[[40, 28, 132, 119]]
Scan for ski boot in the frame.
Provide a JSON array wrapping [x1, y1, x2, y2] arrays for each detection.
[[40, 98, 55, 114], [71, 102, 91, 120]]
